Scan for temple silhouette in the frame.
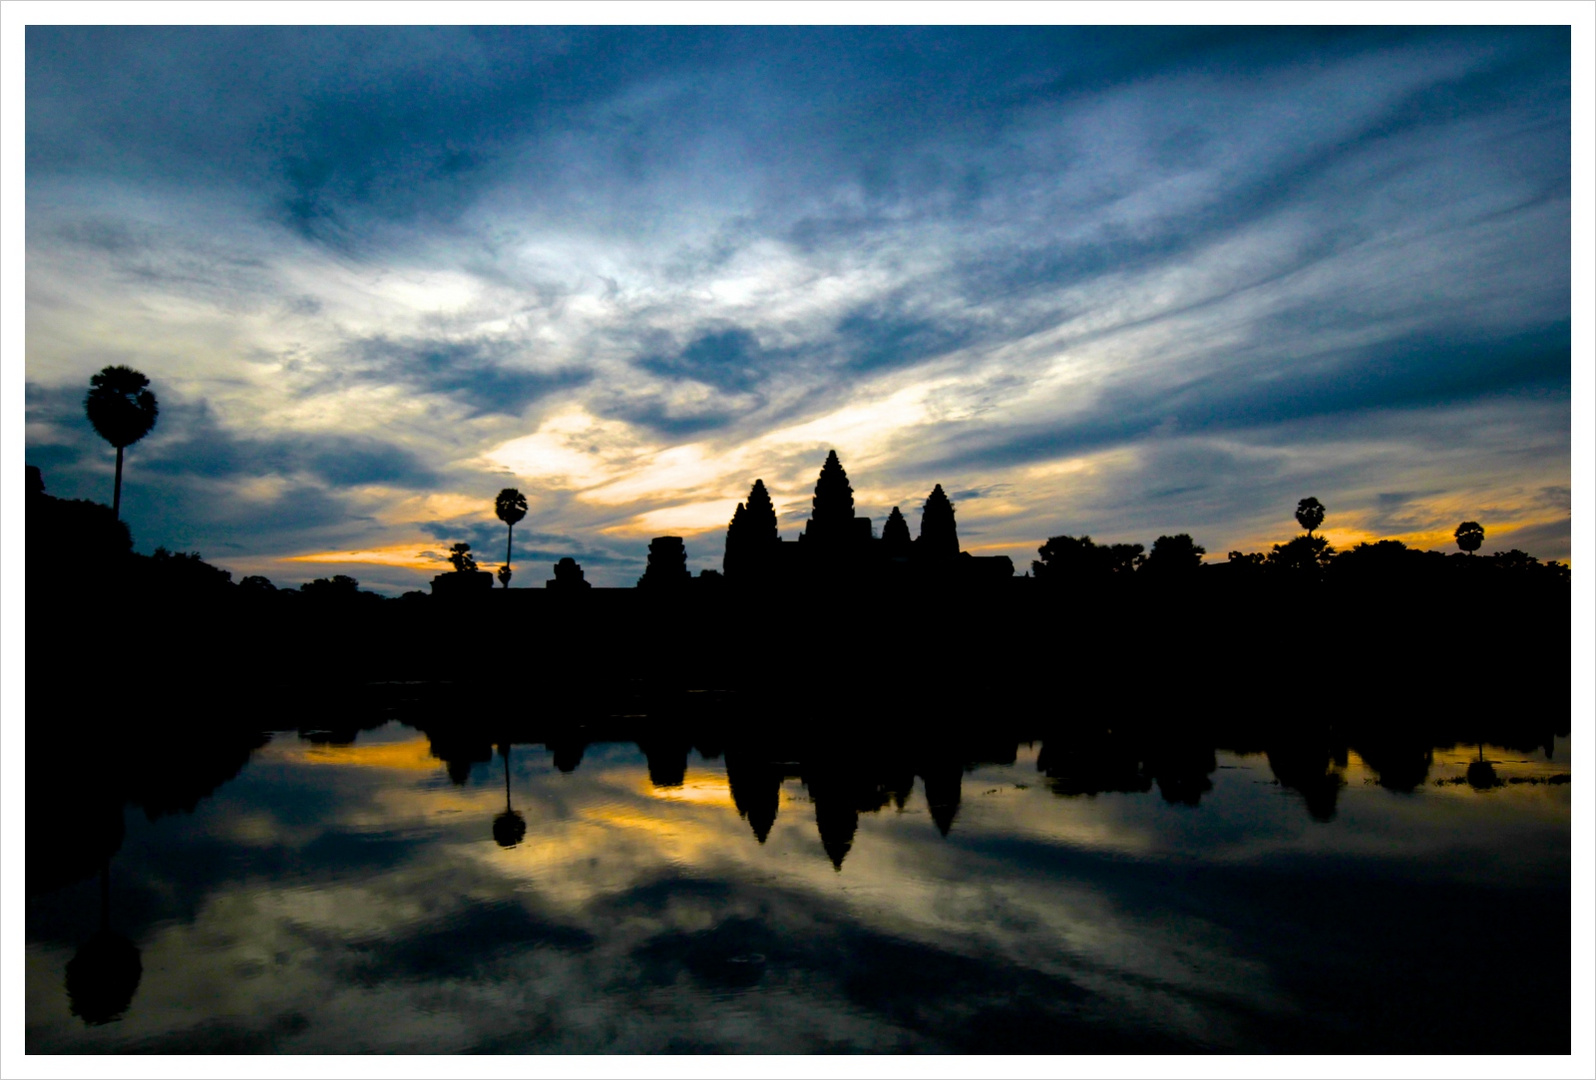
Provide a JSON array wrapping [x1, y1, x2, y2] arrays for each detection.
[[714, 450, 1014, 587]]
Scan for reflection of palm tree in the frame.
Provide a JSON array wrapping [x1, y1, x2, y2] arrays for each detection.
[[65, 861, 143, 1025], [1466, 743, 1498, 790], [495, 489, 528, 586], [492, 744, 526, 847], [84, 366, 159, 520]]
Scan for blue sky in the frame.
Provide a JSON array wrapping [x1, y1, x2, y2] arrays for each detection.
[[22, 25, 1572, 590]]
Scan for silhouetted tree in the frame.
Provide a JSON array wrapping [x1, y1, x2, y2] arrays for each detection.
[[1295, 497, 1325, 538], [238, 575, 276, 593], [917, 485, 960, 559], [1486, 549, 1539, 573], [495, 488, 527, 584], [1033, 534, 1094, 579], [28, 468, 133, 590], [300, 573, 361, 599], [1267, 535, 1334, 578], [448, 543, 477, 572], [1105, 542, 1145, 574], [1142, 534, 1206, 577], [880, 506, 911, 559], [84, 366, 159, 520], [1032, 534, 1142, 580], [637, 536, 690, 588], [143, 547, 234, 594], [1332, 539, 1437, 586], [1455, 521, 1484, 555], [1227, 550, 1266, 571]]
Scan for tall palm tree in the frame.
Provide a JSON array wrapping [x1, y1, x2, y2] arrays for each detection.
[[495, 488, 527, 587], [84, 366, 159, 520], [1295, 497, 1325, 539]]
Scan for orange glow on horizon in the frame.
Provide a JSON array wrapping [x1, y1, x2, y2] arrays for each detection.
[[280, 543, 449, 572]]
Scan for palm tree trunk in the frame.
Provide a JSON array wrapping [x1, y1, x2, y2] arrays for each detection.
[[504, 523, 514, 585], [112, 446, 124, 520]]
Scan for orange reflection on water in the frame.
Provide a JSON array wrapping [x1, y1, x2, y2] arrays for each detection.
[[267, 736, 447, 773], [639, 770, 738, 807]]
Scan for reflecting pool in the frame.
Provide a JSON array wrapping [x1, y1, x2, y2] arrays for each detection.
[[26, 714, 1570, 1054]]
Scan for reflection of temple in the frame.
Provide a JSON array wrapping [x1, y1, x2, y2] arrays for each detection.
[[719, 450, 1015, 585]]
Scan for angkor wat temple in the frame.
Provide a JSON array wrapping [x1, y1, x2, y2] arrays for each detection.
[[638, 449, 1015, 588]]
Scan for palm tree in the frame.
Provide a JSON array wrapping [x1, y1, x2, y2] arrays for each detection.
[[497, 564, 513, 588], [1455, 521, 1484, 555], [495, 488, 527, 586], [1295, 497, 1325, 539], [447, 542, 477, 572], [84, 366, 159, 520]]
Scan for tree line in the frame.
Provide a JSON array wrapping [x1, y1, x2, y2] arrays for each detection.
[[52, 366, 1571, 597], [1032, 497, 1568, 586]]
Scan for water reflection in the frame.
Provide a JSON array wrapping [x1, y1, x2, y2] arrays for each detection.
[[25, 693, 1570, 1054], [492, 744, 526, 848], [64, 866, 141, 1026]]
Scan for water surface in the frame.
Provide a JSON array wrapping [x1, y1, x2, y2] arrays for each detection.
[[27, 720, 1570, 1053]]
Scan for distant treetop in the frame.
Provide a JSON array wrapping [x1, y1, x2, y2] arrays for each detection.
[[447, 543, 477, 573], [84, 366, 159, 450], [1295, 497, 1325, 537]]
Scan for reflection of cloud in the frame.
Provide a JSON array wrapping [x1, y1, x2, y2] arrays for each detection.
[[271, 737, 449, 772], [26, 725, 1570, 1053]]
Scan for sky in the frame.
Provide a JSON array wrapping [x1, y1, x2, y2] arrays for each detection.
[[20, 25, 1573, 591]]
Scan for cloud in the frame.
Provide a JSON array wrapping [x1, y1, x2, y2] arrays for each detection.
[[344, 334, 592, 418], [637, 326, 779, 393], [23, 26, 1572, 583]]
